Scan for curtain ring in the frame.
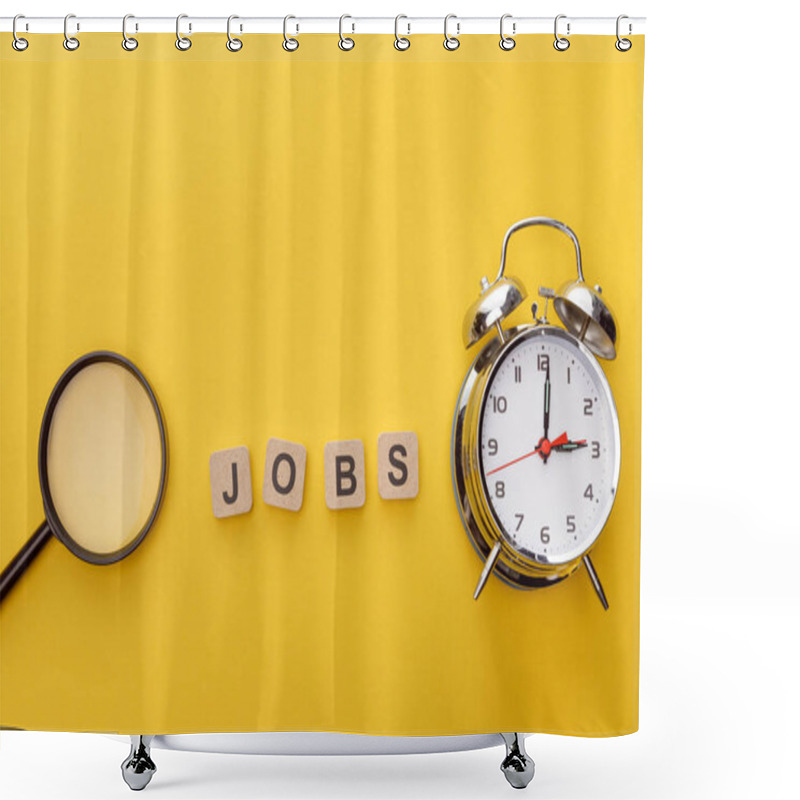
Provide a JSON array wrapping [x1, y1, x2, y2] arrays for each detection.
[[394, 14, 410, 51], [615, 14, 632, 51], [175, 14, 192, 51], [443, 14, 460, 51], [339, 14, 355, 51], [122, 14, 138, 51], [553, 14, 570, 51], [63, 13, 80, 51], [226, 15, 243, 51], [499, 14, 515, 51], [283, 15, 299, 51], [12, 14, 29, 51]]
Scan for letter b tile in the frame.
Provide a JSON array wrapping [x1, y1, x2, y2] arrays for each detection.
[[210, 446, 253, 518], [324, 440, 365, 510]]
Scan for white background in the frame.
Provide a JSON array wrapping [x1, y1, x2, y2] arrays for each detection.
[[1, 1, 798, 798]]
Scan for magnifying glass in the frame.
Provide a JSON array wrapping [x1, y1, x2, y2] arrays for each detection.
[[0, 351, 167, 604]]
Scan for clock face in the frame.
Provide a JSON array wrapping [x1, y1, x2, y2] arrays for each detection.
[[478, 327, 620, 565]]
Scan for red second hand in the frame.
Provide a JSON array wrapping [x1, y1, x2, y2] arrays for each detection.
[[486, 432, 570, 476]]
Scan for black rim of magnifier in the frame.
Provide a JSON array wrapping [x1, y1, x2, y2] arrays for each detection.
[[37, 350, 168, 566]]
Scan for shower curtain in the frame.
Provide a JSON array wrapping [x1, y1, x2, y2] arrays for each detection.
[[0, 32, 644, 736]]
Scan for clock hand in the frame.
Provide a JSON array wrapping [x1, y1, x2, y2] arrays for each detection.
[[540, 430, 567, 464], [485, 446, 542, 476], [543, 363, 550, 441], [546, 431, 568, 448], [485, 432, 571, 475], [551, 439, 588, 452]]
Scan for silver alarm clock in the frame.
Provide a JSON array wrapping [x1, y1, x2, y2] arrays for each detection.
[[451, 217, 621, 607]]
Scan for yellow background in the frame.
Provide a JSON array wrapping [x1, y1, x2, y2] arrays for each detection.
[[0, 34, 643, 736]]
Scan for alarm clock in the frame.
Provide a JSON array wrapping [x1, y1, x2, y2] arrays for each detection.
[[451, 217, 621, 608]]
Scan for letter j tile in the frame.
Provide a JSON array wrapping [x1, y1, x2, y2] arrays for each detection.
[[210, 446, 253, 518]]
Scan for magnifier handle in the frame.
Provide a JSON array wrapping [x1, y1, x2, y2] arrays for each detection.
[[0, 521, 53, 604]]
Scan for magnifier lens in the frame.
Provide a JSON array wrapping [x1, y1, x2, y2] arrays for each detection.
[[45, 362, 163, 556]]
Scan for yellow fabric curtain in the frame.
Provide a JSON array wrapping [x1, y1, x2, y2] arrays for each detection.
[[0, 33, 643, 736]]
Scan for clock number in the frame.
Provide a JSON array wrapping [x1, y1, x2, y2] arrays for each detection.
[[591, 441, 601, 459], [584, 398, 594, 416], [584, 484, 594, 501], [487, 438, 499, 456], [567, 366, 571, 384], [537, 354, 549, 372], [514, 365, 522, 383], [515, 513, 524, 531], [567, 514, 576, 533], [495, 481, 505, 498], [540, 526, 550, 544], [492, 396, 508, 414]]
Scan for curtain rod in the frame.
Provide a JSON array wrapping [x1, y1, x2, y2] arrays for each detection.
[[2, 16, 646, 36]]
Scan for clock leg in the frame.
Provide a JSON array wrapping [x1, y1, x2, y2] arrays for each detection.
[[583, 555, 609, 610], [474, 540, 503, 600], [500, 732, 535, 789], [121, 735, 156, 791]]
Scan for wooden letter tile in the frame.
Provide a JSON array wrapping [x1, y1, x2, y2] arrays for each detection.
[[324, 440, 365, 510], [377, 432, 419, 500], [263, 438, 307, 512], [209, 446, 253, 518]]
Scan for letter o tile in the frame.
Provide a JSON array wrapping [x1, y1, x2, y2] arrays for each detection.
[[263, 438, 307, 512]]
